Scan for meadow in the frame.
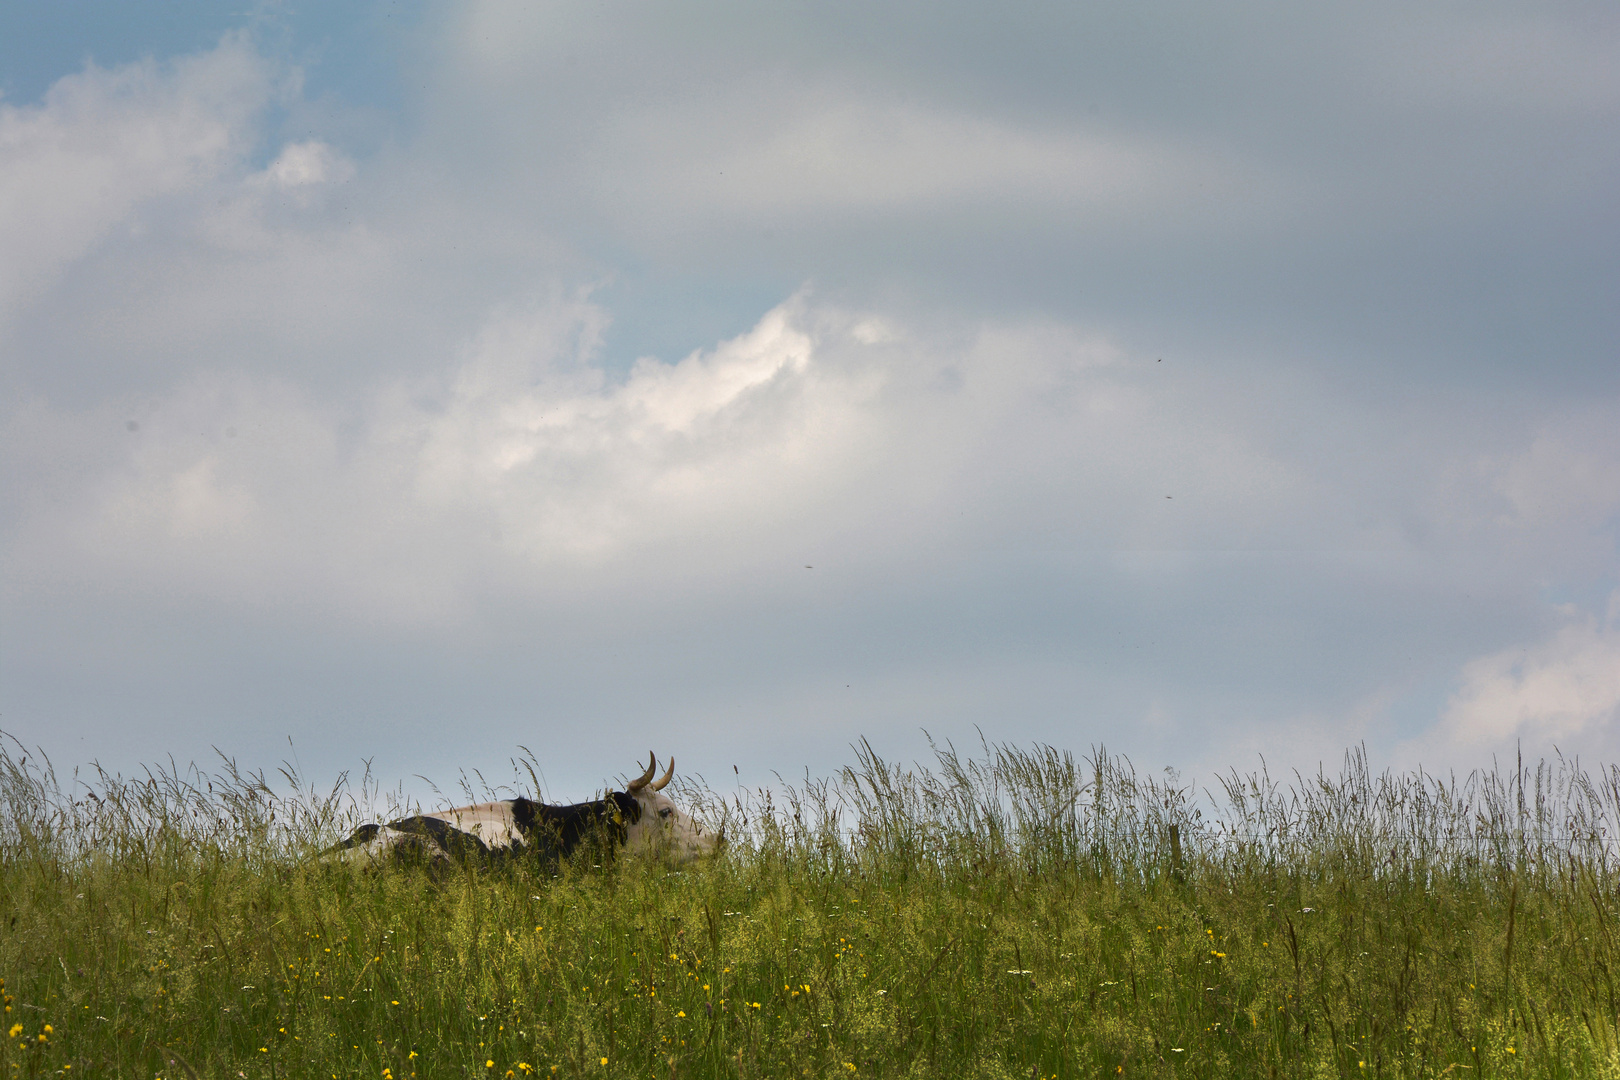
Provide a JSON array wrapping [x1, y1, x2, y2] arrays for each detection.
[[4, 735, 1620, 1079]]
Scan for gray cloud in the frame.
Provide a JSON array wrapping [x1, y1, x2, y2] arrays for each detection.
[[431, 2, 1618, 378], [1, 4, 1617, 795]]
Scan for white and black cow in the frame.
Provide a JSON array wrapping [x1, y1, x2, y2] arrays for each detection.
[[323, 754, 720, 869]]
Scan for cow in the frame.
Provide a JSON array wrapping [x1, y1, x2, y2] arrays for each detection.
[[321, 753, 720, 870]]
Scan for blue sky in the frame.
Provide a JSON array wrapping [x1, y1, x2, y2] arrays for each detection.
[[2, 1, 1617, 800]]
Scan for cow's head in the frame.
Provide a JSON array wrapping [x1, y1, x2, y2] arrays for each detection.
[[617, 753, 722, 862]]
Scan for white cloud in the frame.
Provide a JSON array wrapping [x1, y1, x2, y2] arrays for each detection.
[[258, 140, 355, 189], [0, 33, 273, 326], [3, 296, 868, 620], [607, 99, 1271, 225], [1437, 595, 1620, 749], [25, 280, 1614, 639], [5, 291, 1319, 623], [1494, 415, 1620, 538], [404, 293, 879, 561]]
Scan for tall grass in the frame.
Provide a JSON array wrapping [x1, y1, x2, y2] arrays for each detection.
[[5, 731, 1620, 1078]]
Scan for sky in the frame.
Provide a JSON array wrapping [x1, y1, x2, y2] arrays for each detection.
[[2, 1, 1617, 802]]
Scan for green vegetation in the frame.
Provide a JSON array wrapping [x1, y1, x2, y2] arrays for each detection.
[[5, 735, 1620, 1078]]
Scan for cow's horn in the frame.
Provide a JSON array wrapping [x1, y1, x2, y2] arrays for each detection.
[[650, 756, 675, 791], [627, 753, 657, 792]]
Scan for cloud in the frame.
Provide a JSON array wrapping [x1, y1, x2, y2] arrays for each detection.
[[602, 98, 1275, 230], [406, 293, 869, 562], [18, 282, 1297, 780], [1, 11, 1617, 786], [1493, 413, 1620, 543], [1437, 594, 1620, 750], [0, 32, 273, 326], [5, 285, 1332, 632], [257, 140, 355, 190]]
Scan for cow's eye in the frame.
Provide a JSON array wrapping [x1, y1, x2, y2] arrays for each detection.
[[658, 808, 673, 819]]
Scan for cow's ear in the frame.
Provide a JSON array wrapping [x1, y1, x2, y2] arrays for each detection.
[[613, 790, 642, 823]]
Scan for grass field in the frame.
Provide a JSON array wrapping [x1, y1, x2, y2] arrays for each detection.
[[5, 735, 1620, 1079]]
